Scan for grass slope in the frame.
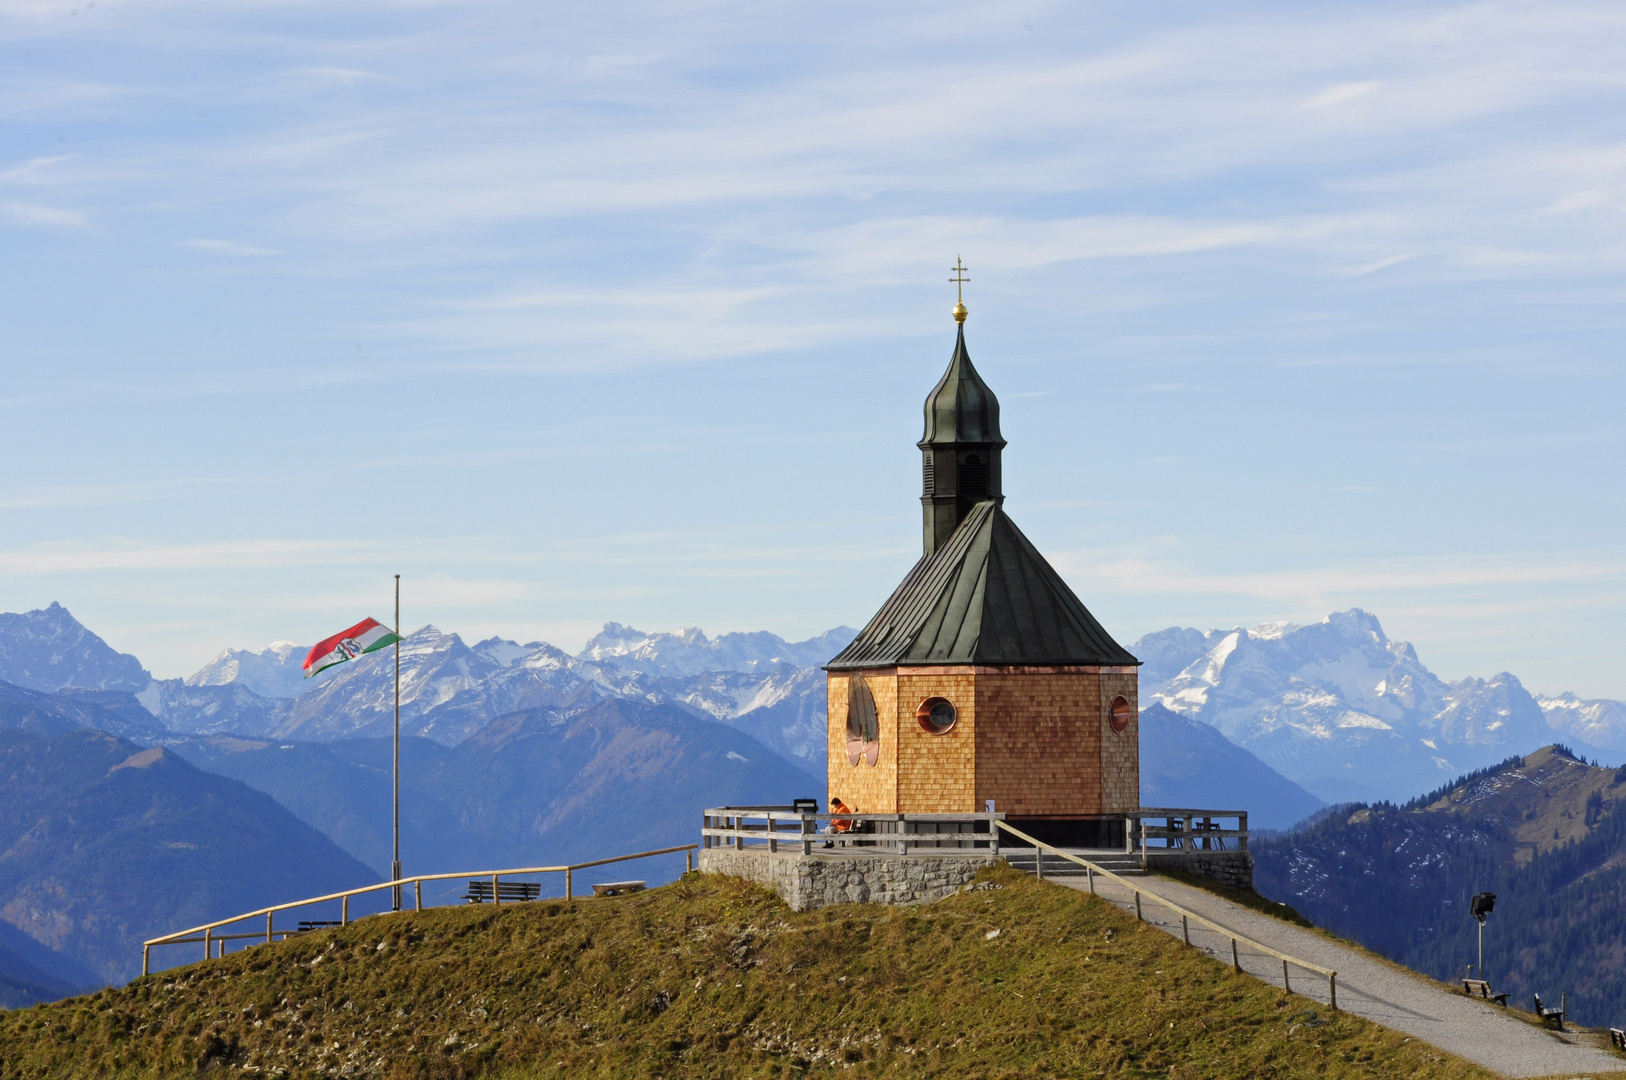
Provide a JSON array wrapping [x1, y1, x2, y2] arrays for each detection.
[[0, 865, 1494, 1080]]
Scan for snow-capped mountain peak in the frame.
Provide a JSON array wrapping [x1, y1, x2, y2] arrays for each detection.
[[0, 602, 150, 693], [1136, 609, 1552, 803], [186, 640, 310, 699], [1534, 692, 1626, 753], [576, 622, 857, 678], [470, 636, 541, 669]]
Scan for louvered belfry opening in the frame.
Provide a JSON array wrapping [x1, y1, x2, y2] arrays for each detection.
[[960, 453, 988, 496]]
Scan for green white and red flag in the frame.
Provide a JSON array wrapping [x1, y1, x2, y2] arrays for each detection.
[[303, 617, 401, 679]]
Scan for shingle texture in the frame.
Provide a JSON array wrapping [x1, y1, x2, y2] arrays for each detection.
[[827, 500, 1140, 669]]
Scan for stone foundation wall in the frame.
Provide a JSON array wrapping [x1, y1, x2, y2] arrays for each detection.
[[1146, 851, 1253, 890], [699, 849, 997, 912]]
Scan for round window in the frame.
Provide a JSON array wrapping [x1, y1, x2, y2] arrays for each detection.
[[1110, 695, 1132, 733], [916, 696, 958, 734]]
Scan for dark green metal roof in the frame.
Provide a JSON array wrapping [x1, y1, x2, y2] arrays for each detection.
[[827, 500, 1140, 670], [919, 324, 1005, 448]]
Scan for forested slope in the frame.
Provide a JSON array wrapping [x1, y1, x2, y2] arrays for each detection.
[[1256, 747, 1626, 1028]]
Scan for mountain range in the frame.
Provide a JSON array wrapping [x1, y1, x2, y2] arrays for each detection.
[[0, 609, 837, 1001], [1138, 609, 1623, 803], [0, 712, 376, 986], [168, 697, 817, 882], [1, 600, 1621, 1006], [123, 619, 842, 782]]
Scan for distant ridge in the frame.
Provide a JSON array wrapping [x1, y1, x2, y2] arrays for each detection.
[[0, 720, 377, 984], [1255, 746, 1626, 1028]]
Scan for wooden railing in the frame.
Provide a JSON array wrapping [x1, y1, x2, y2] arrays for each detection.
[[997, 820, 1336, 1009], [702, 808, 1003, 856], [141, 844, 697, 977], [1129, 808, 1249, 863]]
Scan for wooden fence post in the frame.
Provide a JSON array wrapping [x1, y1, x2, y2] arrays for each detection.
[[415, 880, 422, 911], [1282, 960, 1291, 993], [493, 874, 501, 906], [566, 868, 573, 902], [1232, 938, 1240, 973], [342, 896, 349, 926], [266, 913, 273, 944], [1329, 973, 1337, 1011], [143, 946, 150, 978], [204, 928, 211, 961], [1182, 915, 1189, 946], [1087, 865, 1094, 894], [1134, 892, 1142, 921], [687, 849, 694, 873]]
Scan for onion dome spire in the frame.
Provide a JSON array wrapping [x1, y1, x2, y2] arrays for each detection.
[[919, 258, 1005, 556]]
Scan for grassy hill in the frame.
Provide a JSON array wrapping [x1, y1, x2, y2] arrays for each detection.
[[0, 865, 1494, 1079], [1255, 746, 1626, 1027]]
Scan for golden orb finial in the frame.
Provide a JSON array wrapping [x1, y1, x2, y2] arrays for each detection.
[[949, 256, 969, 323]]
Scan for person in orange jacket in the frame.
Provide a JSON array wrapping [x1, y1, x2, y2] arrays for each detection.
[[823, 797, 855, 846]]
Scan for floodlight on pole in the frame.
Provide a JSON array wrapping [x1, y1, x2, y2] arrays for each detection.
[[1470, 891, 1496, 980]]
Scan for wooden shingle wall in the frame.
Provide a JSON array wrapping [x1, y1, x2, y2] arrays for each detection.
[[973, 671, 1104, 815], [896, 672, 978, 811], [825, 673, 900, 813], [827, 666, 1141, 818], [1097, 672, 1140, 813]]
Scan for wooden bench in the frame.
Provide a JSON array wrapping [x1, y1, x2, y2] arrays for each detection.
[[1533, 992, 1565, 1030], [296, 920, 341, 933], [1608, 1027, 1623, 1052], [1461, 978, 1508, 1006], [462, 881, 541, 904], [591, 881, 646, 897]]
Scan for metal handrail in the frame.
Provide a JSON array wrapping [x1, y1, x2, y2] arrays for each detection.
[[702, 809, 1003, 855], [141, 843, 697, 976], [997, 820, 1336, 1009]]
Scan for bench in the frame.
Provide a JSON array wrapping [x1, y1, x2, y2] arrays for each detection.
[[296, 920, 342, 933], [591, 881, 646, 897], [1608, 1027, 1624, 1052], [1533, 993, 1565, 1030], [462, 880, 541, 904], [1461, 978, 1508, 1006]]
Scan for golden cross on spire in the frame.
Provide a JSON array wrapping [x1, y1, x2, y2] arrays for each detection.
[[949, 256, 970, 324]]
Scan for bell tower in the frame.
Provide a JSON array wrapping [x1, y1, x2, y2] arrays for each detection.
[[826, 258, 1142, 849], [920, 258, 1006, 556]]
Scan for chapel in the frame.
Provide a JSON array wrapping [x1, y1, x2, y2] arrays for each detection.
[[824, 279, 1142, 848]]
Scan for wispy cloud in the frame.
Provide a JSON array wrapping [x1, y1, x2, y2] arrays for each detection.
[[1302, 81, 1380, 111], [0, 480, 214, 509], [181, 238, 279, 256], [7, 0, 1626, 690], [1052, 549, 1626, 605], [2, 201, 85, 228]]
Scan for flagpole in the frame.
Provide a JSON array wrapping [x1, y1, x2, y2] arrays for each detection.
[[392, 574, 402, 911]]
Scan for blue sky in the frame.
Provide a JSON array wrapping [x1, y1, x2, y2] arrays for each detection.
[[4, 0, 1626, 695]]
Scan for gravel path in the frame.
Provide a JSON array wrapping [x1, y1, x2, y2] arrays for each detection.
[[1052, 870, 1624, 1079]]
